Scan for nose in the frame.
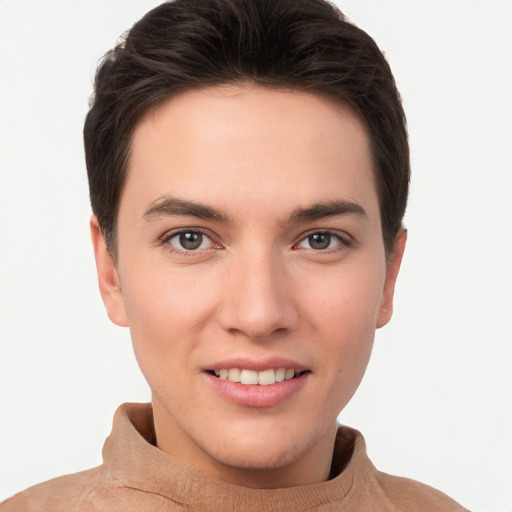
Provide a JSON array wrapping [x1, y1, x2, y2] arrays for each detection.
[[217, 250, 299, 340]]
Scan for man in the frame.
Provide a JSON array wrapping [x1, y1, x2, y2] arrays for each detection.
[[1, 0, 467, 510]]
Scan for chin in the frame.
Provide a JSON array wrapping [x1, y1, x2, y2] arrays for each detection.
[[205, 422, 321, 472], [216, 442, 300, 471]]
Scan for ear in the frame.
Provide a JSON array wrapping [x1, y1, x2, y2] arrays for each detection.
[[90, 216, 129, 327], [376, 228, 407, 328]]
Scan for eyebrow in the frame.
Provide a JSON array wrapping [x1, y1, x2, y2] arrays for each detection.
[[288, 200, 367, 223], [143, 196, 366, 224], [143, 196, 229, 222]]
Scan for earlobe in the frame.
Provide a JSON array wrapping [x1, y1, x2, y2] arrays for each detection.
[[376, 228, 407, 328], [90, 216, 129, 327]]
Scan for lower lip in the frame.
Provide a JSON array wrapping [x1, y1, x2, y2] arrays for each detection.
[[205, 372, 309, 408]]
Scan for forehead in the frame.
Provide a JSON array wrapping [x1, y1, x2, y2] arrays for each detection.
[[123, 85, 378, 222]]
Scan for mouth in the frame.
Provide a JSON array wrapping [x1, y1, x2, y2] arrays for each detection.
[[204, 363, 311, 407], [207, 368, 310, 386]]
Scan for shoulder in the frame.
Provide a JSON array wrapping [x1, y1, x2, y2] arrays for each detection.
[[334, 425, 468, 511], [374, 471, 469, 511], [0, 467, 103, 512]]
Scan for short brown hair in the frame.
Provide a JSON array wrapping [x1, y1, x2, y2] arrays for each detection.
[[84, 0, 409, 257]]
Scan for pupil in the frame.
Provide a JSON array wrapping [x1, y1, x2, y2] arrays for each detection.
[[310, 233, 330, 250], [180, 232, 202, 250]]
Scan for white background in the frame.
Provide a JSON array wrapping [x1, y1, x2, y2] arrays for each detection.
[[0, 1, 511, 510]]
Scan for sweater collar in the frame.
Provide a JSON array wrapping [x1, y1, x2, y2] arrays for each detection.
[[102, 402, 372, 511]]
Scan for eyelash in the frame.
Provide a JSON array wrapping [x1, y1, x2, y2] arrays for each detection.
[[293, 230, 353, 253], [160, 228, 353, 255], [161, 228, 220, 256]]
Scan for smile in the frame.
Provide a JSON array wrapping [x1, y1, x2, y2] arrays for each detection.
[[212, 368, 301, 385], [206, 366, 310, 408]]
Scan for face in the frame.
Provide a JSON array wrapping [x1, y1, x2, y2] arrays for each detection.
[[92, 85, 405, 488]]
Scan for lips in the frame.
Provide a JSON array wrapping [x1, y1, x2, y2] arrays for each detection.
[[204, 359, 310, 407]]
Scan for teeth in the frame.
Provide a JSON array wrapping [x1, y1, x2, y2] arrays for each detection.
[[258, 369, 275, 386], [285, 369, 295, 380], [228, 368, 241, 383], [213, 367, 297, 385], [240, 370, 258, 384], [240, 369, 258, 385]]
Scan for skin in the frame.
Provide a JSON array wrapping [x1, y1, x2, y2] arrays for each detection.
[[91, 85, 406, 489]]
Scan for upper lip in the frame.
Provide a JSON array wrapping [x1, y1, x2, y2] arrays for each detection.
[[203, 357, 310, 373]]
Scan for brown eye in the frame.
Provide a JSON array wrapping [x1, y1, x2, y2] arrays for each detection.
[[167, 231, 213, 251], [308, 233, 331, 250], [179, 232, 203, 250], [297, 231, 345, 251]]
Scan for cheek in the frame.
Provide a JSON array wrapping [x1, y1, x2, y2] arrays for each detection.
[[302, 263, 385, 382], [120, 266, 218, 376], [306, 263, 385, 336]]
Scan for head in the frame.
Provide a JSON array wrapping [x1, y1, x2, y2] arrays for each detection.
[[86, 0, 409, 488]]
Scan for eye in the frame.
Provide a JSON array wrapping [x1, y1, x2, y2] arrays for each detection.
[[297, 231, 345, 251], [165, 230, 215, 252]]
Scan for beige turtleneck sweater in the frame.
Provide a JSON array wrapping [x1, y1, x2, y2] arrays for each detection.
[[0, 403, 467, 511]]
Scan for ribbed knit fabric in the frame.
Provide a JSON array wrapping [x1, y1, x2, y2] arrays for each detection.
[[1, 403, 467, 511]]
